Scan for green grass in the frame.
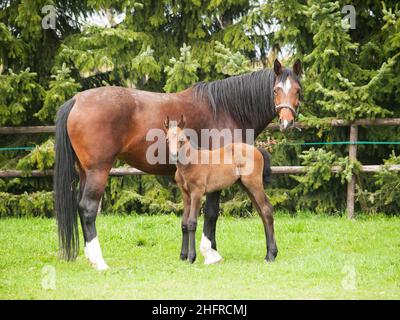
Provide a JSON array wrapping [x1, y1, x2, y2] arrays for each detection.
[[0, 212, 399, 299]]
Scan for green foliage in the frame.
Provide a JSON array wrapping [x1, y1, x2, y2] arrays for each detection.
[[357, 152, 400, 214], [0, 191, 54, 217], [375, 152, 400, 205], [56, 26, 160, 85], [336, 156, 361, 184], [111, 189, 183, 215], [221, 196, 253, 217], [292, 148, 337, 191], [164, 44, 199, 93], [16, 139, 54, 172], [213, 41, 251, 76], [0, 69, 43, 125], [0, 22, 26, 63], [291, 148, 362, 213], [301, 1, 390, 121], [35, 65, 81, 122], [109, 175, 183, 215], [1, 0, 400, 216]]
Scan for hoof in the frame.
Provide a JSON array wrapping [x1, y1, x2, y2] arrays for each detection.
[[265, 250, 278, 262], [265, 256, 275, 262], [180, 253, 188, 261], [93, 260, 109, 271], [204, 250, 223, 265], [85, 237, 108, 271], [188, 254, 196, 264]]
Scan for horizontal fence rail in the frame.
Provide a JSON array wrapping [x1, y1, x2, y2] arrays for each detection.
[[1, 165, 399, 178], [1, 117, 399, 218]]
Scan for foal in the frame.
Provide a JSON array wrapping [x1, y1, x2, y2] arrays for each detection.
[[165, 116, 278, 264]]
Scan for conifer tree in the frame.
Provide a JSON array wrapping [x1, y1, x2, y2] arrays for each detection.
[[0, 0, 399, 215]]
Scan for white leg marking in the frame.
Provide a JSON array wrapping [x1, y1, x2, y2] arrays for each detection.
[[200, 233, 223, 265], [86, 237, 109, 271]]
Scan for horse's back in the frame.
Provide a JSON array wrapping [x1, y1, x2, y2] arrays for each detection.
[[66, 86, 195, 174]]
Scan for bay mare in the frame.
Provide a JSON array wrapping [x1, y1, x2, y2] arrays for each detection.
[[54, 59, 302, 269]]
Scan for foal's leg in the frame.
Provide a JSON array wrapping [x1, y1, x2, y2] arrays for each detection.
[[180, 190, 190, 260], [243, 180, 278, 261], [79, 168, 110, 270], [254, 191, 277, 261], [201, 191, 223, 264], [188, 190, 203, 263]]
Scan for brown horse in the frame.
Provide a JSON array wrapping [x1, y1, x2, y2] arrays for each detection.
[[165, 116, 277, 264], [54, 58, 302, 270]]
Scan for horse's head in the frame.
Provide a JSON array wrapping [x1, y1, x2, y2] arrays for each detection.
[[273, 59, 302, 132], [164, 115, 187, 162]]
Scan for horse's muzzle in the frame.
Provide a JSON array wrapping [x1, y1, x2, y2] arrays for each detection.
[[279, 119, 294, 132]]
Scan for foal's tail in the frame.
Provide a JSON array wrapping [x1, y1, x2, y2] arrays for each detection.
[[54, 98, 79, 261], [258, 148, 272, 187]]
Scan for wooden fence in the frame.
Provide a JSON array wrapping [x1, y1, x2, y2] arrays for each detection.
[[1, 118, 400, 218]]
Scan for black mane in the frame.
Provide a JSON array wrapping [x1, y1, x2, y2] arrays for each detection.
[[193, 68, 299, 130]]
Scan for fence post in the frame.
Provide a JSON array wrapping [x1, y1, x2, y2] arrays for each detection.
[[347, 124, 358, 218]]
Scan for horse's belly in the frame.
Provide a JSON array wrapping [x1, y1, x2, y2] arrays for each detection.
[[205, 166, 238, 193], [117, 151, 176, 175]]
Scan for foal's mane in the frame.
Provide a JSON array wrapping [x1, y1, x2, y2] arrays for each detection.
[[193, 68, 299, 129]]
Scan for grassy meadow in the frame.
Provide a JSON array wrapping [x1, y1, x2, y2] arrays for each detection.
[[0, 212, 399, 299]]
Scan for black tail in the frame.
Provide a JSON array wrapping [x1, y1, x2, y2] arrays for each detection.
[[258, 148, 272, 187], [54, 98, 79, 261]]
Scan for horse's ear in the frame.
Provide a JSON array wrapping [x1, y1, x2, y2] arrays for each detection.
[[274, 59, 282, 76], [164, 116, 170, 129], [293, 59, 302, 76], [178, 115, 186, 129]]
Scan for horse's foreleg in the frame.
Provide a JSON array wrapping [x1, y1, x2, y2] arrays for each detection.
[[180, 190, 190, 260], [188, 191, 203, 264], [201, 191, 223, 265], [78, 169, 110, 270]]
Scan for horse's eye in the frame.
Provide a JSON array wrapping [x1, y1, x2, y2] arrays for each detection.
[[273, 90, 277, 95], [166, 138, 169, 143]]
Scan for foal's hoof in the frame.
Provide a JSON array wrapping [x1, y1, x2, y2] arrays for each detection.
[[265, 250, 278, 262], [265, 256, 275, 262], [188, 254, 197, 264], [180, 253, 188, 261]]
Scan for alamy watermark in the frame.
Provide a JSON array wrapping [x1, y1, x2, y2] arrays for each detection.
[[41, 265, 56, 290], [341, 264, 357, 290], [41, 5, 56, 30], [146, 126, 256, 174], [342, 5, 356, 29]]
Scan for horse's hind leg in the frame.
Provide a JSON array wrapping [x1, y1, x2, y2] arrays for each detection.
[[242, 179, 278, 262], [79, 168, 110, 270], [77, 168, 87, 244]]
